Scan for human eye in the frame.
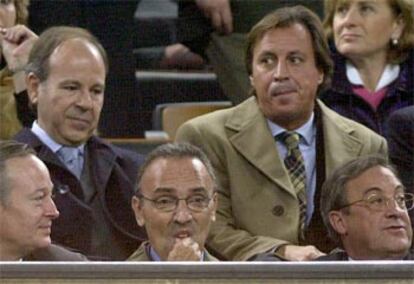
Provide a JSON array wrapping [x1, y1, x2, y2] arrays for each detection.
[[154, 196, 176, 209], [360, 3, 374, 14], [61, 84, 79, 92], [188, 195, 208, 208], [259, 55, 275, 66], [367, 194, 385, 207], [91, 86, 104, 97], [32, 192, 46, 204], [289, 55, 304, 65], [335, 4, 349, 16], [0, 0, 13, 5], [394, 194, 407, 208]]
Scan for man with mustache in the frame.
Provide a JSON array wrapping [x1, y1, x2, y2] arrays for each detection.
[[128, 143, 218, 261], [318, 155, 413, 260], [13, 26, 146, 260], [176, 6, 387, 261], [0, 140, 86, 261]]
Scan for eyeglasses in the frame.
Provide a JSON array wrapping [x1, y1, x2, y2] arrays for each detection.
[[137, 193, 215, 212], [338, 193, 414, 212]]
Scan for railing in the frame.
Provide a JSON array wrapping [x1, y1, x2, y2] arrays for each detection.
[[1, 261, 413, 284]]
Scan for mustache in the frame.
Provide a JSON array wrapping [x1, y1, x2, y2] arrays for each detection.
[[269, 81, 298, 96]]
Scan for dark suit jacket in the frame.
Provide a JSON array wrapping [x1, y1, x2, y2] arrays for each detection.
[[316, 249, 414, 261], [25, 244, 88, 261], [14, 129, 146, 260]]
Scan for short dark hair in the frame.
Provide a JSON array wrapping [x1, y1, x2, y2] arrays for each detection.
[[245, 5, 333, 95], [320, 155, 399, 245], [26, 26, 109, 82], [0, 140, 36, 205], [135, 143, 217, 194]]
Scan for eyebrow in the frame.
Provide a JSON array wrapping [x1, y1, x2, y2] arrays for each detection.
[[152, 187, 209, 195], [362, 185, 405, 196]]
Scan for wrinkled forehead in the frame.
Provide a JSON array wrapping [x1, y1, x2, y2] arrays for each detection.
[[141, 157, 214, 195]]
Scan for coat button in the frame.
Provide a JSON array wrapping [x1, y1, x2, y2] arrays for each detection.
[[272, 205, 284, 216]]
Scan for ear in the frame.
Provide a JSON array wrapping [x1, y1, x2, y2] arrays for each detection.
[[392, 16, 405, 41], [131, 196, 145, 227], [317, 71, 324, 85], [210, 193, 218, 222], [328, 210, 348, 236], [26, 72, 41, 106], [249, 75, 254, 87]]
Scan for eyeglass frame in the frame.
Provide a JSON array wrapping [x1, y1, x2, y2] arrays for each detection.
[[337, 192, 414, 212], [136, 192, 216, 212]]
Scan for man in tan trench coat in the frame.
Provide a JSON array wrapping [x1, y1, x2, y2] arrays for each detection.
[[176, 6, 387, 261]]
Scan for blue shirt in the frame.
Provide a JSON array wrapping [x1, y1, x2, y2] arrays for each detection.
[[31, 121, 85, 161], [266, 113, 316, 226]]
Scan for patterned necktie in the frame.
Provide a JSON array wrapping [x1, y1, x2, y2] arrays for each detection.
[[57, 146, 83, 179], [280, 131, 307, 241]]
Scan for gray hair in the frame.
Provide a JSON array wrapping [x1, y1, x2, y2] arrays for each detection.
[[320, 155, 399, 245], [0, 140, 36, 205], [135, 143, 217, 194]]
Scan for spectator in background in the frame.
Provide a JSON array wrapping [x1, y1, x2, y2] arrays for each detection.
[[320, 0, 414, 137], [387, 106, 414, 225], [14, 26, 146, 260], [0, 0, 37, 139], [128, 143, 218, 261], [176, 6, 387, 261], [319, 156, 413, 260], [177, 0, 324, 104], [0, 140, 86, 261]]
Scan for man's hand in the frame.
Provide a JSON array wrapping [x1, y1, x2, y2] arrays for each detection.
[[277, 245, 326, 261], [1, 25, 38, 73], [167, 238, 202, 261], [195, 0, 233, 35]]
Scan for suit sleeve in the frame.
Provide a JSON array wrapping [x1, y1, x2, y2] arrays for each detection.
[[176, 122, 288, 261]]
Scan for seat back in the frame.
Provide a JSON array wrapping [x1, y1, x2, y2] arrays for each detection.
[[153, 101, 232, 140]]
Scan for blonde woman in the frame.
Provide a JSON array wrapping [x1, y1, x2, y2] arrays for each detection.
[[321, 0, 414, 137], [0, 0, 37, 139]]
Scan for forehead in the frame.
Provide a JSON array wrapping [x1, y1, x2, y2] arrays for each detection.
[[253, 23, 315, 56], [5, 155, 52, 194], [48, 38, 106, 76], [140, 157, 213, 195], [336, 0, 390, 7], [345, 166, 402, 196]]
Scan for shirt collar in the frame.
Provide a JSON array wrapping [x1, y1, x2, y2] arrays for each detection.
[[31, 121, 85, 154], [267, 112, 315, 146], [346, 61, 400, 91]]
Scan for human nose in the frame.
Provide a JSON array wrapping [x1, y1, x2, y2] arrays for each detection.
[[76, 90, 94, 109], [273, 60, 289, 80], [384, 198, 406, 216], [44, 197, 60, 219], [173, 199, 193, 224], [341, 6, 360, 27]]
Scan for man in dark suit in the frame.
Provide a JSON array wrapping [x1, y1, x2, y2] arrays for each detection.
[[176, 6, 387, 261], [318, 156, 413, 261], [0, 140, 86, 261], [13, 26, 146, 260], [128, 143, 218, 261]]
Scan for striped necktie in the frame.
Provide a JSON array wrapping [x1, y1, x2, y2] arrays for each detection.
[[280, 131, 307, 241]]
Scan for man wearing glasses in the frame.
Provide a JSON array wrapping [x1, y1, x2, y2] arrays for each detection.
[[319, 156, 413, 260], [128, 143, 218, 261]]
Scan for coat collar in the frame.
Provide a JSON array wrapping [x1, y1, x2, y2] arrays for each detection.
[[224, 97, 364, 195]]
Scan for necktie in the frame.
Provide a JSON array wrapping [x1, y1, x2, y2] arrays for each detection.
[[280, 131, 307, 241], [57, 146, 83, 179]]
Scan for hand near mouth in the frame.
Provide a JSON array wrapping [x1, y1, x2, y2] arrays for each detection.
[[167, 237, 202, 261]]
